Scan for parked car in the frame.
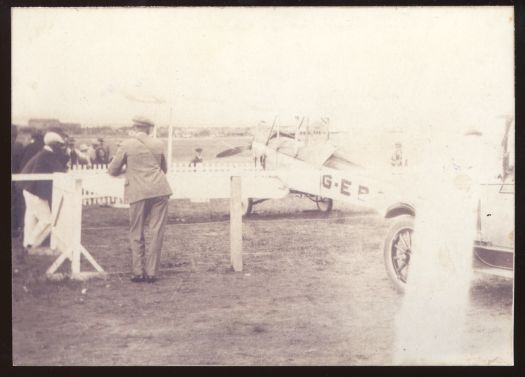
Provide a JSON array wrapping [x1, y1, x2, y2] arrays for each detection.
[[383, 117, 514, 292]]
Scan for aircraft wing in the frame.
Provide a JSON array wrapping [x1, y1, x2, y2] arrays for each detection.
[[277, 168, 324, 196], [295, 144, 337, 168]]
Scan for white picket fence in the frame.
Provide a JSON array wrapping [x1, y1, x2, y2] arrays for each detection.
[[70, 164, 119, 206], [70, 161, 261, 207], [171, 161, 262, 173]]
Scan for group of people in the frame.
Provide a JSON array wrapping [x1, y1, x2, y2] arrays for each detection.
[[68, 137, 111, 167], [11, 126, 117, 257], [12, 117, 172, 284], [11, 126, 71, 258]]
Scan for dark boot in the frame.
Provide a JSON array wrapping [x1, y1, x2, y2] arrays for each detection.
[[130, 275, 145, 283]]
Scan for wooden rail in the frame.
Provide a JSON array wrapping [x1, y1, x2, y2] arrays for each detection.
[[11, 170, 272, 274]]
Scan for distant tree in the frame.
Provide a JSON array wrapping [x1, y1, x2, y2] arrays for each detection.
[[195, 129, 211, 137], [157, 127, 168, 137], [116, 126, 133, 135]]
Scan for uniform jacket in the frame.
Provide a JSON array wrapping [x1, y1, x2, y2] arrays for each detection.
[[21, 146, 68, 203], [12, 141, 25, 173], [108, 132, 172, 204], [20, 140, 44, 171]]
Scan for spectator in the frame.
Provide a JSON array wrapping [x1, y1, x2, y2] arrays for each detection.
[[189, 147, 204, 167], [11, 126, 22, 237], [391, 143, 403, 167], [108, 116, 172, 283], [20, 131, 68, 253], [11, 125, 19, 168], [49, 128, 71, 167], [94, 145, 108, 165], [87, 138, 107, 165], [88, 139, 99, 165], [98, 137, 110, 164], [12, 126, 34, 238], [77, 144, 91, 167], [67, 137, 79, 167], [12, 125, 30, 173], [20, 128, 44, 171]]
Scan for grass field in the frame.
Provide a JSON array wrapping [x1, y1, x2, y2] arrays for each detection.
[[11, 196, 513, 365]]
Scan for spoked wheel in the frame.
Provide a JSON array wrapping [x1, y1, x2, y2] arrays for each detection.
[[241, 198, 253, 217], [383, 214, 414, 293], [316, 197, 333, 213]]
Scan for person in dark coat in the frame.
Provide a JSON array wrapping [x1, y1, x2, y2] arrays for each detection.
[[67, 137, 79, 167], [48, 127, 71, 167], [21, 131, 68, 250], [12, 126, 23, 237], [98, 137, 110, 164], [20, 129, 45, 171], [12, 125, 23, 173], [12, 126, 33, 238]]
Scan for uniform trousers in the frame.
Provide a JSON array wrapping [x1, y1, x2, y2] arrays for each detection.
[[22, 190, 52, 248], [129, 195, 169, 277]]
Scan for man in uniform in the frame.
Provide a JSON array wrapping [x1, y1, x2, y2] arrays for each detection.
[[108, 117, 172, 283]]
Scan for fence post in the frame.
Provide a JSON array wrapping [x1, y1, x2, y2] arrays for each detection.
[[71, 177, 83, 275], [230, 176, 243, 272], [50, 174, 59, 251]]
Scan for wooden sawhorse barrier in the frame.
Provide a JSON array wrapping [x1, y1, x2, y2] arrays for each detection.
[[12, 173, 105, 280], [48, 173, 105, 280]]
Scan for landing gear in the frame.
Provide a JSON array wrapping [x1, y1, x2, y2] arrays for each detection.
[[290, 190, 334, 213], [241, 198, 253, 217], [315, 197, 333, 213], [240, 195, 332, 217]]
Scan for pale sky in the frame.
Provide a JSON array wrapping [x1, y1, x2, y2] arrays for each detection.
[[12, 6, 514, 132]]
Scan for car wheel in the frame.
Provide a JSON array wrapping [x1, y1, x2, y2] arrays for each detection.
[[242, 198, 253, 217], [316, 197, 333, 213], [383, 214, 414, 293]]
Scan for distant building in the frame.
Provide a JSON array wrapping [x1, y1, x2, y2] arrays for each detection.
[[28, 118, 61, 129], [27, 118, 82, 134], [60, 122, 82, 134]]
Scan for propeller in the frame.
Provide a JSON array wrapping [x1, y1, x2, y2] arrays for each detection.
[[215, 117, 275, 158], [216, 145, 251, 158]]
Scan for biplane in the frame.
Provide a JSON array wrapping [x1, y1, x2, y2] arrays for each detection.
[[216, 116, 394, 216]]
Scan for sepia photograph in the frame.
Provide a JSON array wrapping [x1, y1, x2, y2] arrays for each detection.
[[10, 6, 514, 365]]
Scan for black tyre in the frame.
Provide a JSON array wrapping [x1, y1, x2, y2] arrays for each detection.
[[316, 197, 333, 213], [383, 214, 414, 293], [242, 198, 253, 217]]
